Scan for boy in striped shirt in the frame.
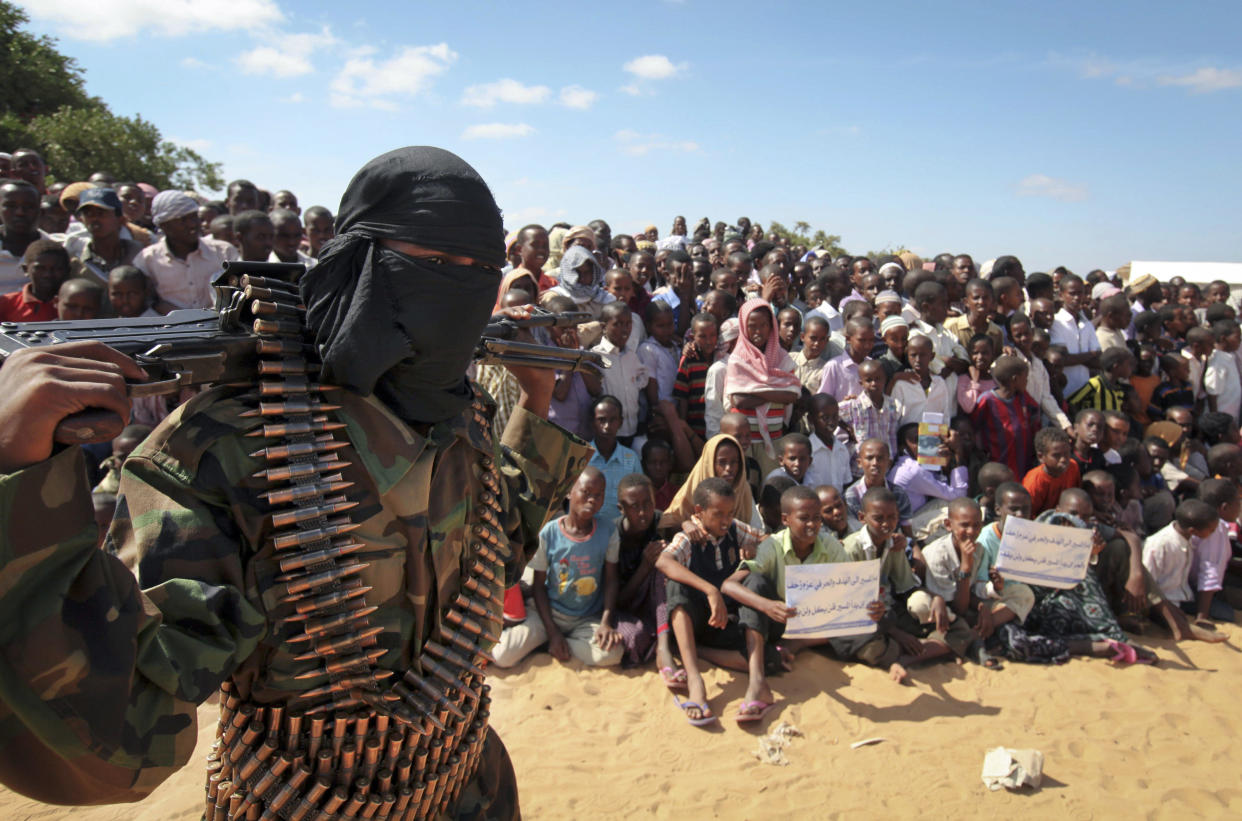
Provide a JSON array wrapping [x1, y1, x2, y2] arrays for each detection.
[[674, 312, 719, 440], [970, 355, 1041, 477]]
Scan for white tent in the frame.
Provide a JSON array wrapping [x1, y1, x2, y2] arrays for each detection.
[[1123, 261, 1242, 287]]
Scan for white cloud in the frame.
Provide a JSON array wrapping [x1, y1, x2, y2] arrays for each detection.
[[1158, 67, 1242, 94], [286, 92, 305, 103], [170, 136, 212, 152], [558, 84, 598, 109], [1050, 52, 1241, 95], [462, 78, 550, 107], [623, 54, 685, 80], [462, 123, 535, 140], [25, 0, 282, 41], [330, 43, 457, 109], [1016, 174, 1088, 203], [614, 129, 699, 156], [180, 56, 211, 70], [236, 27, 337, 78]]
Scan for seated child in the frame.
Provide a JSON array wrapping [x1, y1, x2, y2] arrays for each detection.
[[973, 462, 1011, 522], [837, 488, 977, 683], [655, 477, 766, 725], [1189, 479, 1240, 623], [1142, 497, 1220, 614], [843, 438, 915, 552], [969, 355, 1040, 477], [839, 359, 900, 460], [803, 393, 854, 490], [816, 484, 855, 540], [722, 486, 859, 722], [1022, 428, 1080, 515], [914, 497, 1034, 668], [758, 475, 799, 532], [765, 432, 813, 486], [642, 438, 677, 510], [56, 277, 105, 320], [492, 468, 624, 668], [720, 411, 765, 499], [587, 396, 642, 526], [611, 474, 675, 673]]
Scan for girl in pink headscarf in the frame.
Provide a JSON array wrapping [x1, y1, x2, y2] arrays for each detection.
[[725, 298, 802, 455]]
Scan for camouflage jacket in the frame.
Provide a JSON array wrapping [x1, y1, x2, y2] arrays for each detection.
[[0, 385, 591, 805]]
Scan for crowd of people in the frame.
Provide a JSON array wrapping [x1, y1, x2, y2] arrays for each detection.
[[1, 146, 1239, 730]]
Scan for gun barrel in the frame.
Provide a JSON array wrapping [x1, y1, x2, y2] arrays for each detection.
[[475, 338, 606, 375]]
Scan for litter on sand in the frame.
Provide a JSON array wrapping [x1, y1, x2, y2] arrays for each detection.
[[753, 721, 802, 766], [981, 747, 1045, 791], [850, 737, 886, 749]]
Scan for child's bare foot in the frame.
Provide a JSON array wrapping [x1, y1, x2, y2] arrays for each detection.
[[1188, 623, 1228, 643], [888, 663, 911, 685]]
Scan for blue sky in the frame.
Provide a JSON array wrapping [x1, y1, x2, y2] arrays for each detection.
[[17, 0, 1242, 272]]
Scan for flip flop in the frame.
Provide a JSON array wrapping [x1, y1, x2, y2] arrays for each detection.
[[1106, 639, 1157, 666], [673, 695, 717, 727], [660, 666, 689, 693], [968, 641, 1004, 670], [735, 699, 776, 724]]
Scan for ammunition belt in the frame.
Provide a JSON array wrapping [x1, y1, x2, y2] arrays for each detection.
[[204, 275, 510, 821]]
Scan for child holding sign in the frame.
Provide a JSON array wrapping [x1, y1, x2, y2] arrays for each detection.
[[839, 488, 975, 683], [722, 486, 864, 723]]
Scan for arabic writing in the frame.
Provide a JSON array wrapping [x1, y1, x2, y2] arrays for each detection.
[[784, 559, 880, 639], [995, 517, 1092, 590]]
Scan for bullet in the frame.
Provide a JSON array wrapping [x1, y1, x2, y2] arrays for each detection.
[[300, 670, 391, 701], [391, 685, 449, 733], [339, 793, 365, 818], [258, 375, 311, 395], [283, 564, 369, 597], [257, 761, 309, 821], [453, 593, 491, 621], [278, 541, 366, 574], [362, 793, 384, 819], [252, 317, 303, 336], [251, 437, 347, 463], [469, 560, 498, 585], [250, 298, 305, 317], [221, 704, 254, 747], [240, 399, 342, 418], [262, 478, 353, 506], [443, 609, 491, 639], [476, 505, 501, 531], [282, 579, 370, 612], [363, 737, 382, 782], [233, 754, 292, 816], [254, 458, 350, 483], [420, 656, 479, 703], [438, 625, 484, 660], [287, 605, 378, 641], [294, 625, 383, 660], [273, 519, 361, 551], [471, 524, 503, 549], [400, 673, 465, 720], [247, 416, 345, 438], [471, 543, 501, 564], [257, 356, 313, 376], [287, 776, 331, 821]]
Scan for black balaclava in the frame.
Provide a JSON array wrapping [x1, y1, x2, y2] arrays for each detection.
[[300, 147, 505, 424]]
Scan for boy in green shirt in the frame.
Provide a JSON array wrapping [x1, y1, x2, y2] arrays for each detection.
[[723, 486, 871, 723]]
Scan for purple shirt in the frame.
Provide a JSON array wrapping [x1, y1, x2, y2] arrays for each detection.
[[888, 453, 969, 512], [548, 371, 593, 440], [818, 352, 863, 398]]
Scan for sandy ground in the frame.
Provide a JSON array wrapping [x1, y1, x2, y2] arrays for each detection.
[[4, 622, 1242, 820]]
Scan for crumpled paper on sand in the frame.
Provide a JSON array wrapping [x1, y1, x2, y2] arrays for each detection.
[[981, 747, 1044, 791], [754, 721, 802, 766]]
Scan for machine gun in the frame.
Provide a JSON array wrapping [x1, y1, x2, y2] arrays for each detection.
[[0, 261, 606, 444]]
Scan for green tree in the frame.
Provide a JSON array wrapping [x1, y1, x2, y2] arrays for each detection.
[[768, 220, 848, 258], [0, 1, 221, 191], [0, 2, 99, 119]]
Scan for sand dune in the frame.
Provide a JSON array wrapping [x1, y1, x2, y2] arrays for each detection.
[[4, 624, 1242, 820]]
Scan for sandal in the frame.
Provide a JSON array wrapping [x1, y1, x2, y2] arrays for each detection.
[[968, 640, 1004, 670], [735, 699, 777, 725], [659, 666, 688, 693], [673, 695, 717, 727], [1106, 639, 1157, 666]]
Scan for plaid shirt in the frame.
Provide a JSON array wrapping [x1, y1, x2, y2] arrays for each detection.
[[839, 391, 900, 462]]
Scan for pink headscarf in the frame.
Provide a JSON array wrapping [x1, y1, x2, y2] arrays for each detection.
[[725, 298, 800, 400]]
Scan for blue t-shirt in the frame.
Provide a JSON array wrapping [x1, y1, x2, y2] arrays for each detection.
[[531, 516, 618, 618], [588, 443, 641, 525]]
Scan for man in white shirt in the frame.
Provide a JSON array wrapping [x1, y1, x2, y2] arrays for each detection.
[[134, 190, 240, 311], [1049, 273, 1100, 397]]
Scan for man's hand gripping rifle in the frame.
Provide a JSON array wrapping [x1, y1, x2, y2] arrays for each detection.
[[0, 261, 606, 445]]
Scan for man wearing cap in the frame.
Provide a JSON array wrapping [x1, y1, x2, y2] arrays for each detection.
[[63, 189, 144, 285], [134, 190, 240, 312]]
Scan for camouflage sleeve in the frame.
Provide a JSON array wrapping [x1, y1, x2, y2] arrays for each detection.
[[497, 406, 593, 584], [0, 447, 212, 803]]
